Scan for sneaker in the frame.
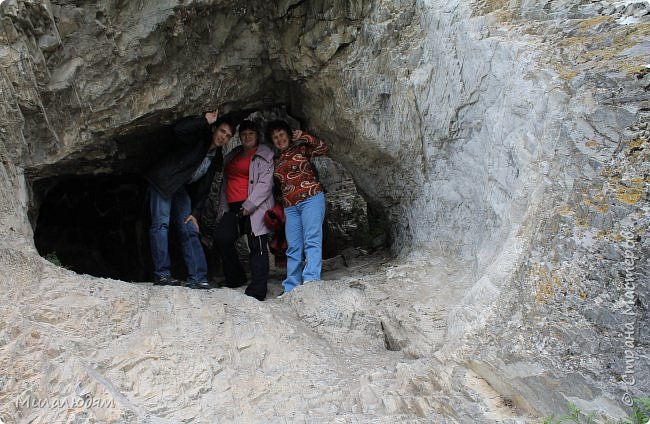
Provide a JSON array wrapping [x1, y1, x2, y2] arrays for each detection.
[[186, 281, 212, 290], [153, 276, 183, 286], [276, 291, 286, 299]]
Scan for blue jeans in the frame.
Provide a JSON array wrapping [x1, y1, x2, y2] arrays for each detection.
[[149, 186, 208, 284], [283, 192, 325, 292]]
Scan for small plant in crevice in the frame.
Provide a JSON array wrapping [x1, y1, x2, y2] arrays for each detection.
[[543, 402, 596, 424], [624, 397, 650, 424], [543, 398, 650, 424], [44, 251, 63, 267]]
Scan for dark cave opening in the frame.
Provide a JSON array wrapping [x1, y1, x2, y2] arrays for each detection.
[[33, 174, 155, 282], [32, 172, 225, 283]]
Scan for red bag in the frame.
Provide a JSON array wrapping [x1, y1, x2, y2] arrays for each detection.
[[264, 205, 287, 267]]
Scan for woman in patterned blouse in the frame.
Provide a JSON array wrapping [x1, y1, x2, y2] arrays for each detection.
[[266, 120, 329, 295]]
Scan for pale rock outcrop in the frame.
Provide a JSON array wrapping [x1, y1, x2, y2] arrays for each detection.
[[0, 0, 648, 422]]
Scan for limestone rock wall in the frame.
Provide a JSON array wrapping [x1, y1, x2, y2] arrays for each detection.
[[0, 0, 648, 421], [277, 0, 649, 410], [1, 0, 283, 179]]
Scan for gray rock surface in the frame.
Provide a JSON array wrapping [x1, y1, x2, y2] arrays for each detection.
[[0, 0, 648, 422]]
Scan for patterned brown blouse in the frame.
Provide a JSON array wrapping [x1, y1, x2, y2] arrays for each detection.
[[274, 132, 329, 207]]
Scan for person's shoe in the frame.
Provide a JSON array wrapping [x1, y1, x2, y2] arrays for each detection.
[[186, 281, 212, 290], [217, 279, 247, 288], [276, 291, 286, 299], [245, 291, 265, 301], [153, 276, 183, 286]]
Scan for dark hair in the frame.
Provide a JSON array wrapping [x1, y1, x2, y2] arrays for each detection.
[[238, 120, 259, 135], [265, 120, 292, 142], [212, 117, 236, 135]]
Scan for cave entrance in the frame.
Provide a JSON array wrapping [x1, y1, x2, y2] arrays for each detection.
[[30, 111, 385, 283]]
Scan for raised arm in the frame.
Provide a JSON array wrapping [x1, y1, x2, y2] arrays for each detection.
[[173, 109, 219, 145], [292, 130, 328, 157]]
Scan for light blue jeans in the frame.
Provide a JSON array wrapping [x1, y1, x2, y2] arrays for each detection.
[[282, 192, 326, 293], [149, 186, 208, 284]]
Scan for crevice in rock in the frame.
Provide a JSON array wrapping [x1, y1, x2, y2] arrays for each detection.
[[281, 0, 310, 19], [332, 41, 352, 58], [380, 320, 401, 352]]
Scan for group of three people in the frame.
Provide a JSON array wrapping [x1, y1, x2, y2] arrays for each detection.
[[144, 109, 329, 301]]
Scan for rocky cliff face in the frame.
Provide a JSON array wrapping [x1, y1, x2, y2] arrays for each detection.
[[0, 0, 648, 422]]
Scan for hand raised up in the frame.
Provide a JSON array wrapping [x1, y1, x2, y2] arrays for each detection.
[[292, 129, 303, 140], [204, 107, 220, 125]]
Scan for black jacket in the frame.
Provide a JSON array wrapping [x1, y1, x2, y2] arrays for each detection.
[[145, 115, 223, 217]]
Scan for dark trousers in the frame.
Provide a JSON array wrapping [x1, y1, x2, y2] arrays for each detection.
[[213, 202, 269, 300]]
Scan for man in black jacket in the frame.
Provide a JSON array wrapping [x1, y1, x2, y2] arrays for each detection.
[[145, 109, 234, 289]]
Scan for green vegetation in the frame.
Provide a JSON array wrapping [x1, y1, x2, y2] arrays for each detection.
[[543, 398, 650, 424], [543, 402, 595, 424], [44, 251, 63, 267]]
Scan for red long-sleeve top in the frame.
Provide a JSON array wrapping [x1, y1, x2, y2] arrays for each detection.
[[274, 132, 328, 207]]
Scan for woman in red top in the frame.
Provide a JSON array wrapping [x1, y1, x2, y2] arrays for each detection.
[[213, 120, 275, 300], [266, 120, 328, 295]]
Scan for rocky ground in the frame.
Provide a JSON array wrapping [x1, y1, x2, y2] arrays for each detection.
[[0, 246, 537, 423]]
